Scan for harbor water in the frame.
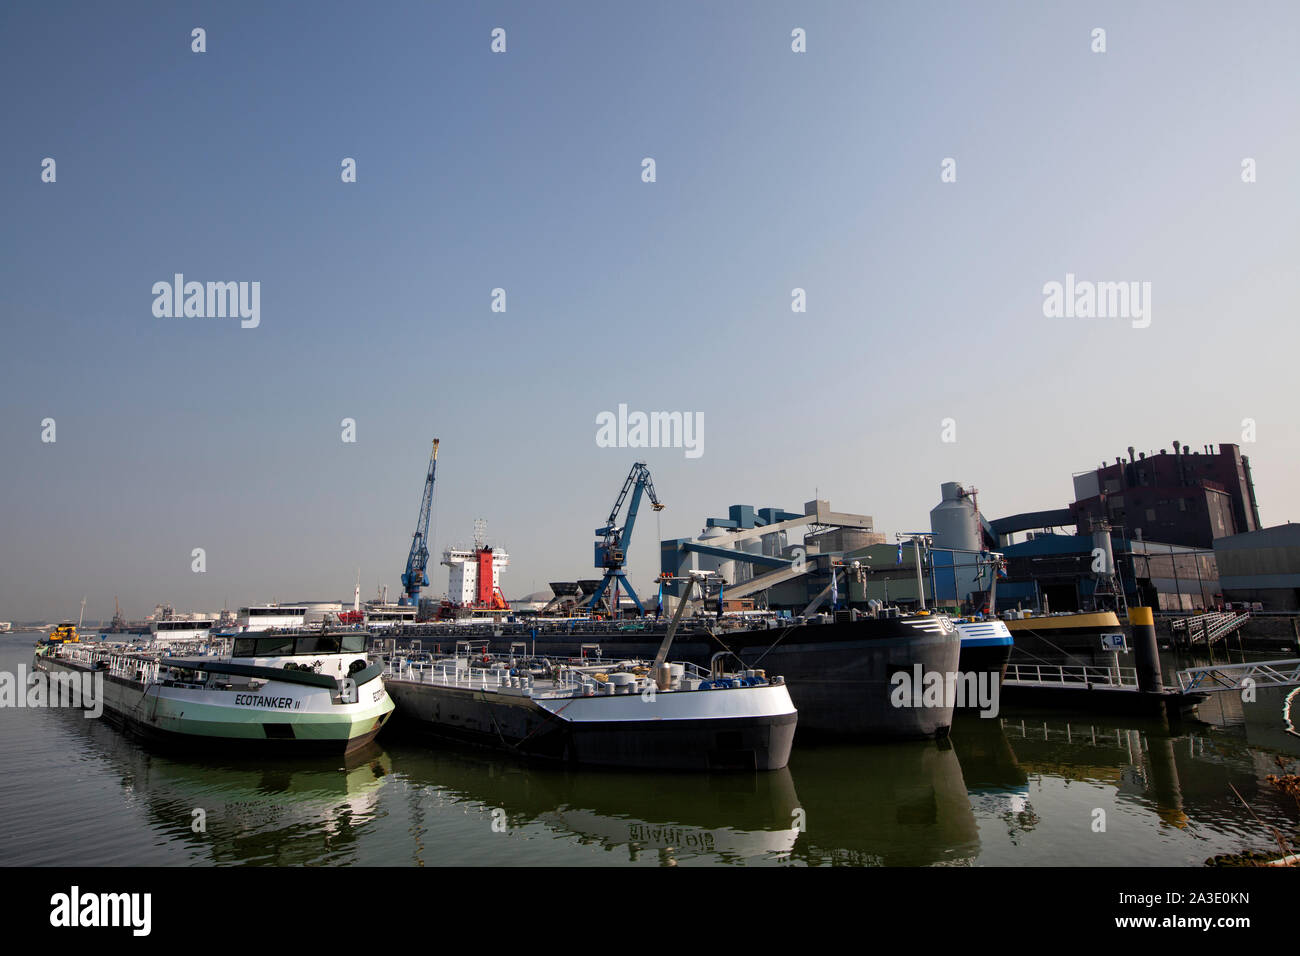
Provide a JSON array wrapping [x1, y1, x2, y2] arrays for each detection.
[[1, 637, 1296, 867]]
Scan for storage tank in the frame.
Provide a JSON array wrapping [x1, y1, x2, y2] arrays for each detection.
[[697, 525, 736, 585], [737, 538, 763, 585], [930, 482, 980, 552], [1091, 527, 1115, 576]]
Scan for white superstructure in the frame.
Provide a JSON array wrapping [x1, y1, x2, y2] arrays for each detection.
[[150, 618, 215, 644], [365, 604, 418, 629], [237, 605, 308, 632], [442, 546, 510, 605]]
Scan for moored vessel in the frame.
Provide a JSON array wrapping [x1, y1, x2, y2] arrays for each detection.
[[953, 617, 1014, 679], [33, 629, 393, 755], [1003, 610, 1126, 663], [380, 638, 797, 771], [381, 608, 962, 739]]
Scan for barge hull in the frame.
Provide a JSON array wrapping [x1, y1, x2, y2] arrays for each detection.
[[731, 632, 962, 738], [384, 680, 796, 771], [398, 616, 963, 740], [33, 655, 390, 756]]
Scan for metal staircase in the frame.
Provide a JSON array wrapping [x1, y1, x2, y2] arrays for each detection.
[[1169, 610, 1250, 647]]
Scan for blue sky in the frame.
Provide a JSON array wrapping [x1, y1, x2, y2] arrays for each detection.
[[2, 1, 1298, 620]]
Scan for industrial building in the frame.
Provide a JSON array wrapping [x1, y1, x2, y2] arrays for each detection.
[[649, 440, 1266, 617], [1066, 442, 1260, 549], [1213, 523, 1300, 610], [931, 442, 1264, 614], [658, 500, 884, 610], [992, 534, 1219, 613]]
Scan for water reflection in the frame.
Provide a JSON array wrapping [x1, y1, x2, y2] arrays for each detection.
[[950, 716, 1037, 846], [7, 630, 1297, 867], [784, 738, 981, 866], [997, 711, 1298, 852], [39, 705, 391, 865], [387, 746, 803, 865]]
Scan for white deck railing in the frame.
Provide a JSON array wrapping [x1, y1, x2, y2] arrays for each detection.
[[1003, 662, 1139, 689]]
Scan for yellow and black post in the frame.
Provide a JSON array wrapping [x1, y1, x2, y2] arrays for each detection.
[[1128, 606, 1162, 693]]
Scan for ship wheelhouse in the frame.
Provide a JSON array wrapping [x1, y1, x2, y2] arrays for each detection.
[[231, 632, 369, 660]]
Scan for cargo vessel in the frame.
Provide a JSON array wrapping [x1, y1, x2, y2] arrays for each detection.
[[1004, 610, 1126, 663], [33, 629, 393, 755], [380, 639, 797, 770], [381, 608, 962, 739]]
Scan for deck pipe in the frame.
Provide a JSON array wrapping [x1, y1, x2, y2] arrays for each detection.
[[1128, 606, 1162, 693]]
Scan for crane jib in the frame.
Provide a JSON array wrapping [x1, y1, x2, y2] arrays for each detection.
[[588, 463, 665, 616], [401, 439, 440, 605]]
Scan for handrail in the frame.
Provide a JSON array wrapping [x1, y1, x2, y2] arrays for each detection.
[[1175, 658, 1300, 692], [1003, 662, 1139, 688]]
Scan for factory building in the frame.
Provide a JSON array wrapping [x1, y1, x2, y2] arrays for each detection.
[[943, 440, 1252, 613], [993, 534, 1219, 613], [1213, 523, 1300, 610], [1068, 442, 1260, 549]]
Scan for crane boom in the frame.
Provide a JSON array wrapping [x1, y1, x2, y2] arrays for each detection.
[[400, 439, 440, 607], [588, 462, 664, 617]]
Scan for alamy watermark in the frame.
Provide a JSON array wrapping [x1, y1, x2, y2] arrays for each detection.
[[1042, 273, 1150, 329], [890, 665, 999, 718], [1, 666, 103, 718], [596, 404, 703, 459], [152, 274, 260, 328], [50, 886, 150, 936]]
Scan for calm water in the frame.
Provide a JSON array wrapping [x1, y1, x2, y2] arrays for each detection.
[[2, 637, 1297, 866]]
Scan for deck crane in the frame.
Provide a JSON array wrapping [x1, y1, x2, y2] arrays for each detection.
[[400, 439, 440, 608], [588, 462, 664, 617]]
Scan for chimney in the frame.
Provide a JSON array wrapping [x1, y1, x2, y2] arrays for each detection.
[[1127, 446, 1136, 463]]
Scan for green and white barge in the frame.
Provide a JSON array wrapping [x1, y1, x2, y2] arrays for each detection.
[[33, 629, 393, 755]]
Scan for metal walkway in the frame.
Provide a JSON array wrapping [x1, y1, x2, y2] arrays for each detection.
[[1174, 658, 1300, 693], [1168, 611, 1250, 647]]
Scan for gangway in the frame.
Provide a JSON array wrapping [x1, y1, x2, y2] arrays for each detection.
[[1175, 658, 1300, 693]]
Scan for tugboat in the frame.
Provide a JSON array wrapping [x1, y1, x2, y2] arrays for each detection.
[[44, 621, 82, 644], [33, 629, 393, 755]]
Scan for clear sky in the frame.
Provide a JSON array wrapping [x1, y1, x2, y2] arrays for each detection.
[[2, 1, 1297, 621]]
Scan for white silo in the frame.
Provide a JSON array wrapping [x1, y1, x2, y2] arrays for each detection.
[[697, 524, 737, 585], [1091, 527, 1115, 575], [930, 482, 981, 552]]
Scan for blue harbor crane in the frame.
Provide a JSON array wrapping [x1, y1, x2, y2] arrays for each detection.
[[400, 439, 440, 607], [588, 462, 665, 617]]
